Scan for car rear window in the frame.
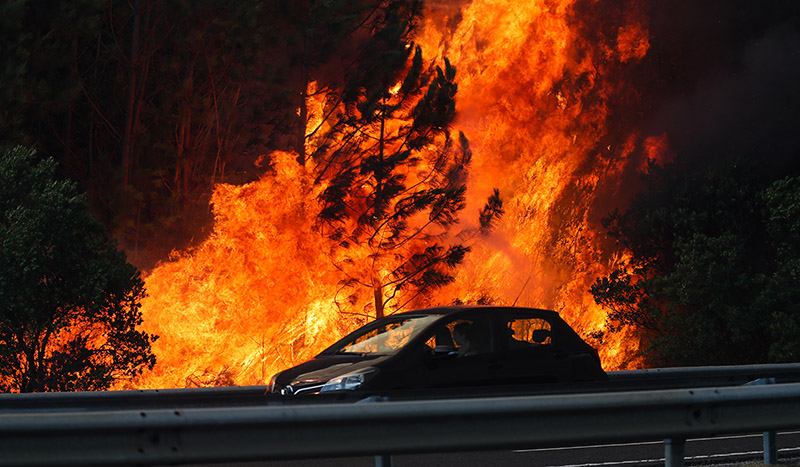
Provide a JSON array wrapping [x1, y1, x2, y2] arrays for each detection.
[[507, 317, 552, 345], [500, 314, 555, 351]]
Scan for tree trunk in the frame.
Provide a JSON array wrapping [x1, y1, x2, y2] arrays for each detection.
[[296, 69, 309, 165], [374, 283, 384, 319], [175, 57, 194, 210], [122, 0, 141, 187]]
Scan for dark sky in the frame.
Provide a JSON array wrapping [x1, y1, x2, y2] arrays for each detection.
[[641, 0, 800, 173]]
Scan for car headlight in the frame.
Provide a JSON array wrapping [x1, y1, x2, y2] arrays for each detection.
[[320, 367, 379, 392]]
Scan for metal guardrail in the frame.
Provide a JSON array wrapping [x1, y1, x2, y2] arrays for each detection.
[[607, 362, 800, 385], [2, 381, 800, 467], [3, 362, 800, 413], [0, 385, 274, 412]]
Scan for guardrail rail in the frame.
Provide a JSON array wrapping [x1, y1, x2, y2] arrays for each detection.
[[2, 363, 800, 467]]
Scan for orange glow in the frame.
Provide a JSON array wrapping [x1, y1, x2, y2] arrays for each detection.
[[416, 0, 651, 370], [134, 152, 356, 388], [130, 0, 658, 389]]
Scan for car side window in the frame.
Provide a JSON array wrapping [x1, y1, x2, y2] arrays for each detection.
[[424, 316, 492, 357], [504, 316, 552, 349]]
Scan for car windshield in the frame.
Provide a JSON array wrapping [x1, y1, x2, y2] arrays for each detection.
[[334, 314, 441, 355]]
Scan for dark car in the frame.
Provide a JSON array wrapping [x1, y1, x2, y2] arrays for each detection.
[[268, 305, 607, 395]]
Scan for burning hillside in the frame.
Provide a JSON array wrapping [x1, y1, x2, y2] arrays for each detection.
[[127, 0, 775, 388]]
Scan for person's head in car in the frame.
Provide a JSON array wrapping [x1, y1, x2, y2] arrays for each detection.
[[452, 322, 475, 356]]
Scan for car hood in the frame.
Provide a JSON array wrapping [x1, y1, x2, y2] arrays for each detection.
[[274, 354, 392, 394]]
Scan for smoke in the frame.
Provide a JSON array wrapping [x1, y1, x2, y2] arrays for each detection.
[[638, 0, 800, 173]]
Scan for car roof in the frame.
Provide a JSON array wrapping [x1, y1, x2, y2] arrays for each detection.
[[391, 305, 561, 320], [390, 306, 590, 353]]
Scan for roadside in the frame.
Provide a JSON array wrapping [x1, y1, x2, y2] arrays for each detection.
[[707, 459, 800, 467]]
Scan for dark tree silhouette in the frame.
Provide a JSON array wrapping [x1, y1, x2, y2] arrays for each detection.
[[0, 0, 438, 266], [591, 161, 800, 366], [0, 147, 156, 392]]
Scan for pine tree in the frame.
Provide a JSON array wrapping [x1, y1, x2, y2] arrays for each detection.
[[314, 5, 501, 319]]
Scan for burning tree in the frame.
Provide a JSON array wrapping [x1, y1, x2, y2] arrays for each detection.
[[0, 147, 156, 392], [313, 6, 502, 319]]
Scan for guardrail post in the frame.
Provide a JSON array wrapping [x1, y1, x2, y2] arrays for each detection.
[[358, 396, 394, 467], [664, 438, 685, 467], [764, 431, 777, 464], [751, 377, 778, 464]]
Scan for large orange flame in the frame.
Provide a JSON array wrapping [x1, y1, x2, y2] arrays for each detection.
[[128, 0, 663, 389], [416, 0, 658, 370]]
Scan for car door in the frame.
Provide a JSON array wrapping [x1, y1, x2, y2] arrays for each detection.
[[419, 312, 500, 389], [494, 311, 560, 384]]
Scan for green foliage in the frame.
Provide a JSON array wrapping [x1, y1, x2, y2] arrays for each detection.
[[759, 177, 800, 361], [0, 147, 156, 392], [592, 161, 800, 366]]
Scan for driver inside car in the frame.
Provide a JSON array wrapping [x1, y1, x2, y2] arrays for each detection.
[[453, 322, 478, 356]]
